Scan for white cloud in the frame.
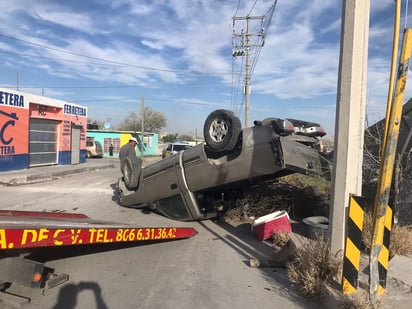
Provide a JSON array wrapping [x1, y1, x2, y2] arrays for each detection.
[[33, 9, 95, 34], [141, 40, 165, 51], [0, 0, 409, 135]]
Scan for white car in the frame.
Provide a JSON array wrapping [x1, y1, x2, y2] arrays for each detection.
[[162, 142, 192, 158]]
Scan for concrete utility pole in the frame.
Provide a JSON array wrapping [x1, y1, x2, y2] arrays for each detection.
[[232, 16, 265, 127], [329, 0, 370, 254]]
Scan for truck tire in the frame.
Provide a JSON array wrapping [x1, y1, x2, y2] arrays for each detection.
[[203, 109, 241, 154], [123, 156, 141, 190]]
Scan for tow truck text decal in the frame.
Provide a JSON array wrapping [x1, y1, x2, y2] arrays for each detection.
[[0, 227, 193, 250]]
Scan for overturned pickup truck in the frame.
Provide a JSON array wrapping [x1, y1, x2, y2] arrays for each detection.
[[119, 109, 326, 221]]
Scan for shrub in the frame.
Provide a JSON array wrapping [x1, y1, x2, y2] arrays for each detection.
[[362, 210, 412, 258], [286, 236, 341, 297]]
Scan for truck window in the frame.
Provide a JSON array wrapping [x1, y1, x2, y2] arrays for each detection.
[[173, 144, 191, 151], [155, 195, 191, 220]]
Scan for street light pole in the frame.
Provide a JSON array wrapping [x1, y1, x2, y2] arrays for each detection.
[[244, 17, 251, 128], [141, 93, 144, 161], [232, 15, 265, 127]]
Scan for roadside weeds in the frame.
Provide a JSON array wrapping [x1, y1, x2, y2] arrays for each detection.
[[228, 174, 412, 308]]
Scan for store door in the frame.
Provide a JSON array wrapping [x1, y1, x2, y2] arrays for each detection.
[[71, 124, 81, 164], [29, 118, 58, 167]]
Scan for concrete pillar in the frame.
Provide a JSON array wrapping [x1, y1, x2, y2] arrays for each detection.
[[329, 0, 370, 254]]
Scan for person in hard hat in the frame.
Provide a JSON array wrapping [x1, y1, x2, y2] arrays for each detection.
[[119, 137, 138, 175]]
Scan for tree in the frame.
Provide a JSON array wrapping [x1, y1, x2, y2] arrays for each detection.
[[118, 107, 167, 133], [162, 134, 178, 143], [118, 112, 139, 132], [144, 107, 167, 133], [178, 134, 194, 141], [363, 117, 412, 226], [87, 118, 105, 130]]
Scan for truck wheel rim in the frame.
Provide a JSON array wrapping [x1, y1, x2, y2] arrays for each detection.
[[209, 119, 228, 142]]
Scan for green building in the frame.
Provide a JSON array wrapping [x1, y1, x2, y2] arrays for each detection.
[[86, 129, 159, 157]]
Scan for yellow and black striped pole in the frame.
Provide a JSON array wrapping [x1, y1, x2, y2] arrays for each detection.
[[376, 205, 393, 295], [342, 194, 365, 294], [370, 28, 412, 299]]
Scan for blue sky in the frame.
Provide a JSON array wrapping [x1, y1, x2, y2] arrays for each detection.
[[0, 0, 410, 138]]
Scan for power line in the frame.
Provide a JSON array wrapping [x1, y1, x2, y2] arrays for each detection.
[[234, 0, 241, 17], [0, 33, 232, 77], [10, 83, 228, 90], [70, 96, 226, 107], [250, 1, 278, 80], [0, 33, 176, 73], [248, 0, 259, 16]]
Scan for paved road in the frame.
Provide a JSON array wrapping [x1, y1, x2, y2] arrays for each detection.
[[1, 161, 319, 309]]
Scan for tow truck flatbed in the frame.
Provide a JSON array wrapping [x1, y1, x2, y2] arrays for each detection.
[[0, 210, 197, 305], [0, 210, 197, 250]]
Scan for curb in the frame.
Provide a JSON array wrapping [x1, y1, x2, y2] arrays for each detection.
[[0, 164, 116, 186]]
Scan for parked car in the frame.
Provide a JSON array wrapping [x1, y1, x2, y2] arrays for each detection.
[[162, 142, 192, 158], [287, 118, 326, 137], [86, 139, 103, 158], [119, 109, 325, 221]]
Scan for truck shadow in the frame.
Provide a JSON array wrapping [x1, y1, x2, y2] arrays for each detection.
[[109, 182, 155, 216]]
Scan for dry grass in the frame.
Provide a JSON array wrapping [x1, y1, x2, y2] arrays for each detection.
[[224, 172, 411, 304], [362, 210, 412, 257], [286, 236, 341, 298], [225, 196, 284, 222], [285, 232, 384, 307], [224, 174, 331, 222], [272, 231, 291, 248], [340, 291, 383, 309], [285, 236, 382, 307], [389, 224, 412, 256], [361, 211, 373, 253]]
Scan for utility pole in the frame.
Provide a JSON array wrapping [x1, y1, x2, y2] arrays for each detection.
[[329, 0, 370, 254], [232, 15, 265, 127], [141, 93, 145, 161]]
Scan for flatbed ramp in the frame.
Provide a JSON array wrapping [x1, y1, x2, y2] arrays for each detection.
[[0, 210, 197, 306]]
